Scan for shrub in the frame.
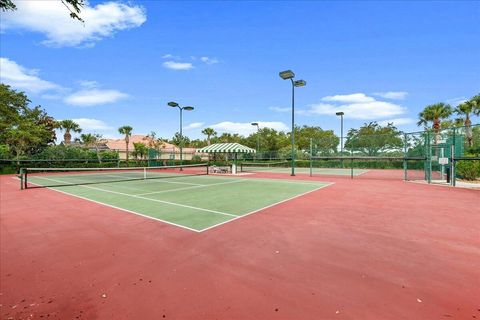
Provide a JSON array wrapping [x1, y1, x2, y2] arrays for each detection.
[[456, 158, 480, 181]]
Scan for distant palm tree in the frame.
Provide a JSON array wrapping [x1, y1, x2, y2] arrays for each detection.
[[417, 103, 453, 144], [58, 120, 81, 145], [132, 142, 148, 162], [470, 94, 480, 116], [201, 128, 217, 145], [455, 100, 476, 147], [81, 133, 103, 163], [118, 125, 133, 166]]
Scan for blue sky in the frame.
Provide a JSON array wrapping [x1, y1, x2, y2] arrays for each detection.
[[1, 1, 479, 141]]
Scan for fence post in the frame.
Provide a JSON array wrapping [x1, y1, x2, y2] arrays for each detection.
[[310, 138, 313, 177], [452, 127, 456, 186], [426, 131, 431, 183], [403, 133, 407, 181]]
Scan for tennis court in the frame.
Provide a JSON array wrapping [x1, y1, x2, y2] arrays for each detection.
[[23, 164, 331, 232], [240, 161, 367, 175]]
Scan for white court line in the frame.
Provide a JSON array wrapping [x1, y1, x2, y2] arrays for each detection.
[[24, 179, 203, 232], [137, 179, 246, 196], [199, 182, 334, 232], [33, 176, 238, 218], [24, 175, 333, 233], [86, 173, 205, 186], [236, 177, 330, 186]]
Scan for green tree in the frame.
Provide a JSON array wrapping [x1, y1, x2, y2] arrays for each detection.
[[293, 125, 339, 154], [131, 142, 148, 161], [1, 0, 86, 21], [455, 99, 477, 147], [118, 125, 133, 165], [214, 133, 242, 144], [201, 128, 217, 145], [470, 94, 480, 115], [0, 84, 56, 159], [80, 133, 103, 162], [58, 119, 82, 145], [345, 122, 403, 156], [417, 103, 453, 144], [241, 128, 290, 157], [171, 132, 191, 147]]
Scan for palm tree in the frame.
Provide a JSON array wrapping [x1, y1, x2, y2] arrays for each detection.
[[132, 142, 148, 163], [58, 119, 81, 145], [201, 128, 217, 145], [455, 100, 476, 147], [118, 125, 133, 166], [470, 94, 480, 116], [81, 133, 103, 163], [417, 103, 453, 144]]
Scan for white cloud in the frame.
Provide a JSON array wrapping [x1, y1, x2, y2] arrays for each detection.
[[78, 80, 99, 88], [269, 106, 290, 113], [446, 97, 468, 107], [64, 89, 129, 106], [210, 121, 289, 136], [162, 61, 194, 70], [200, 56, 219, 65], [322, 93, 375, 103], [71, 118, 112, 130], [185, 122, 205, 130], [0, 1, 146, 47], [301, 93, 406, 120], [374, 91, 408, 100], [378, 118, 415, 126], [0, 57, 60, 93]]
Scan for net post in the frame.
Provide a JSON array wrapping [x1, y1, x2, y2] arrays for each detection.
[[24, 168, 28, 189], [350, 158, 353, 179], [20, 168, 24, 190], [143, 167, 147, 179], [309, 138, 313, 177]]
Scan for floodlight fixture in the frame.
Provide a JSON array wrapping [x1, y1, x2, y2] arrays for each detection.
[[167, 101, 195, 169], [278, 69, 306, 176], [294, 80, 306, 87], [279, 70, 295, 80], [251, 122, 259, 126], [336, 111, 344, 116]]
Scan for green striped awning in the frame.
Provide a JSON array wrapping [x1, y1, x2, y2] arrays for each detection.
[[196, 143, 256, 153]]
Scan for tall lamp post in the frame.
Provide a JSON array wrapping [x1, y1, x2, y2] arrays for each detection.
[[251, 122, 260, 159], [335, 111, 344, 155], [168, 101, 194, 169], [279, 70, 306, 176]]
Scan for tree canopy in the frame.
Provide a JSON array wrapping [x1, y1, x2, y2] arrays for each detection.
[[0, 84, 56, 159], [345, 122, 403, 156]]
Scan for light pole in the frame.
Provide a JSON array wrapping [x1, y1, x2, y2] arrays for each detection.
[[168, 101, 194, 169], [279, 70, 306, 176], [336, 112, 344, 155], [251, 122, 260, 159]]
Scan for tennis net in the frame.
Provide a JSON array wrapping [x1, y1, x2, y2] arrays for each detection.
[[240, 161, 289, 172], [21, 163, 209, 189]]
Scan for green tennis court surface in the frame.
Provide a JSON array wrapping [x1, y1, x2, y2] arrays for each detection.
[[27, 173, 331, 232]]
